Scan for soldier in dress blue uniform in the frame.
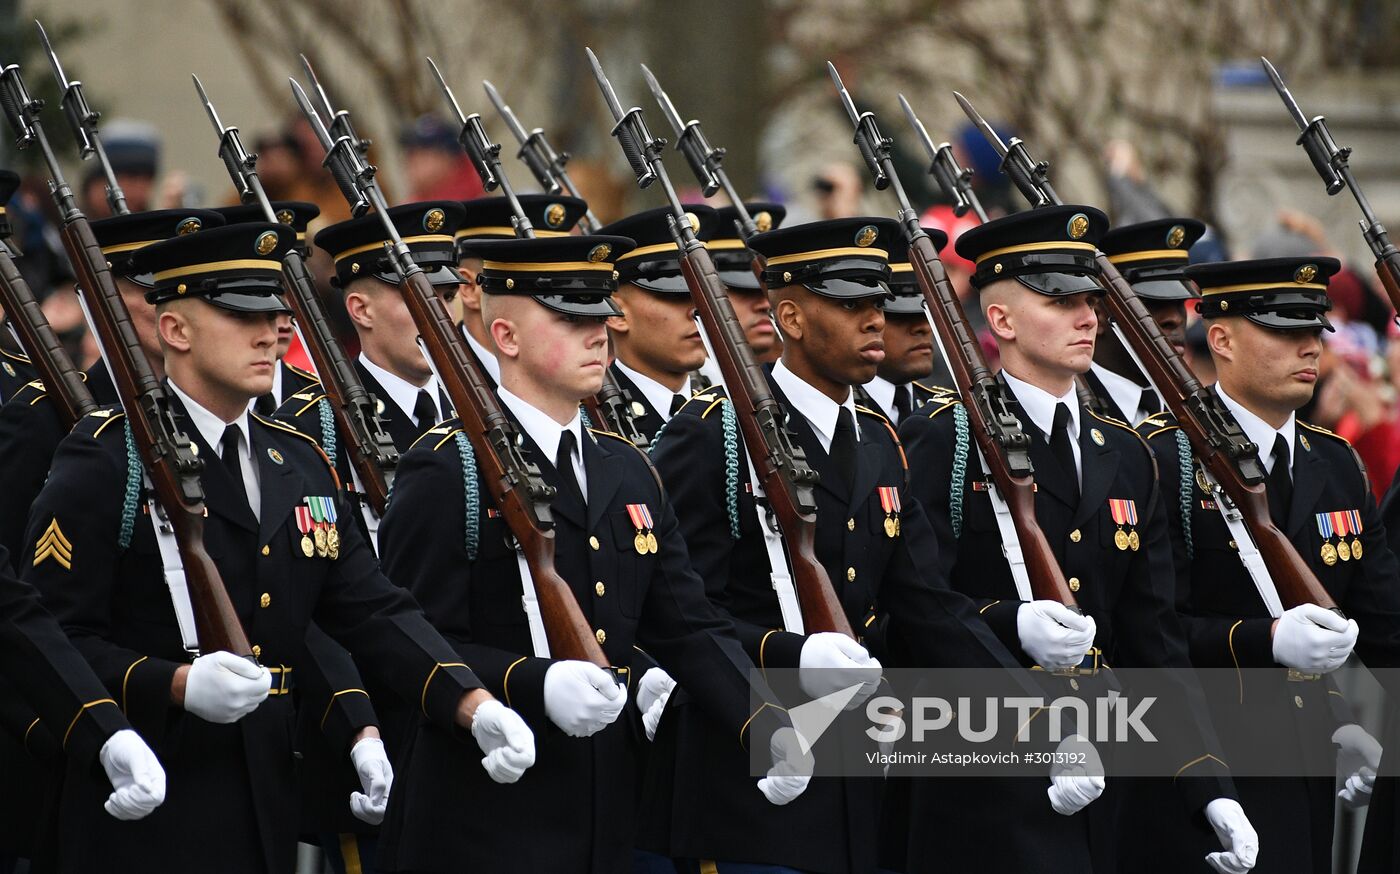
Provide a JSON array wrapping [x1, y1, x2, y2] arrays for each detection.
[[0, 171, 38, 403], [853, 229, 954, 425], [21, 222, 535, 874], [697, 202, 787, 384], [453, 194, 591, 387], [597, 205, 720, 444], [373, 232, 807, 874], [1131, 256, 1400, 874], [1080, 218, 1204, 425], [642, 217, 1084, 873], [897, 205, 1255, 874]]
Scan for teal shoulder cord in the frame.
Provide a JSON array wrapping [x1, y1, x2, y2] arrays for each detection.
[[950, 404, 969, 538], [1175, 428, 1194, 560], [721, 400, 741, 540], [579, 405, 592, 430], [119, 421, 140, 549], [452, 432, 480, 561], [316, 398, 338, 469]]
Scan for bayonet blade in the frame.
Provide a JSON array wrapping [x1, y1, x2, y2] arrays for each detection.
[[639, 64, 684, 139], [826, 61, 861, 127], [953, 91, 1007, 158], [586, 47, 625, 123], [300, 54, 336, 120], [289, 79, 334, 151], [898, 93, 937, 160], [35, 21, 69, 89], [192, 74, 225, 134], [483, 80, 529, 144], [427, 57, 469, 127], [1261, 57, 1309, 131]]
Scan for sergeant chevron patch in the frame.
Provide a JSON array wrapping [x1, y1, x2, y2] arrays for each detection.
[[33, 519, 73, 570]]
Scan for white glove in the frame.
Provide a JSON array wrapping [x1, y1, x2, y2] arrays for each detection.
[[543, 661, 628, 738], [99, 729, 166, 821], [798, 632, 882, 709], [757, 726, 812, 806], [1046, 735, 1105, 816], [1204, 797, 1259, 873], [1334, 723, 1382, 808], [183, 650, 271, 724], [636, 667, 676, 743], [1270, 604, 1357, 674], [348, 736, 393, 825], [469, 698, 535, 784], [1017, 601, 1096, 672]]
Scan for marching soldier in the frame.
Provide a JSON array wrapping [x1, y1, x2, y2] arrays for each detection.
[[1080, 218, 1204, 424], [644, 217, 1092, 873], [597, 205, 719, 443], [22, 222, 536, 873], [453, 194, 591, 386], [897, 205, 1255, 873], [374, 233, 807, 873], [0, 170, 38, 402], [854, 229, 955, 424], [1131, 256, 1400, 873], [698, 202, 786, 385]]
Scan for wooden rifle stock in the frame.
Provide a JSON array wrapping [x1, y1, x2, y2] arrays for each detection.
[[681, 244, 853, 637], [1375, 255, 1400, 317], [1093, 255, 1339, 612], [907, 236, 1080, 608], [0, 248, 94, 425], [395, 266, 610, 665]]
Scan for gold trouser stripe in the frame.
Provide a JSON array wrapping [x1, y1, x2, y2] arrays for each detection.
[[616, 241, 681, 261], [1106, 249, 1189, 264], [1201, 281, 1326, 296], [974, 240, 1097, 265], [101, 239, 164, 256], [334, 234, 454, 262], [481, 259, 615, 273], [455, 227, 568, 239], [121, 656, 148, 714], [153, 259, 278, 282], [23, 718, 40, 750], [420, 662, 468, 716], [339, 833, 363, 874], [502, 656, 529, 709], [63, 699, 117, 750], [1174, 753, 1227, 781], [699, 862, 719, 874], [758, 629, 781, 673], [319, 688, 370, 732], [764, 246, 888, 267]]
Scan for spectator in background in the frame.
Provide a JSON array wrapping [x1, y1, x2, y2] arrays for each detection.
[[811, 161, 863, 219], [399, 115, 486, 203], [249, 130, 308, 203], [80, 120, 160, 217]]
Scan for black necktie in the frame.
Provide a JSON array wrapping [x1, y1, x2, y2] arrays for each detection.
[[830, 407, 857, 494], [413, 389, 438, 429], [254, 393, 276, 416], [669, 394, 687, 417], [1267, 433, 1292, 524], [1049, 402, 1079, 499], [1137, 386, 1160, 419], [893, 385, 913, 423], [555, 429, 585, 507], [219, 425, 251, 513]]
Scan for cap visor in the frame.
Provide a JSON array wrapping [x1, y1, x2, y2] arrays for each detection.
[[1244, 310, 1334, 332], [629, 273, 693, 295], [883, 293, 927, 315], [371, 264, 465, 289], [1014, 271, 1103, 296], [1131, 278, 1198, 300], [206, 290, 294, 314], [534, 294, 622, 318], [803, 276, 890, 300], [717, 269, 762, 290]]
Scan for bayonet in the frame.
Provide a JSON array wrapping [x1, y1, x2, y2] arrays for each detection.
[[36, 20, 127, 215], [300, 54, 370, 159], [826, 62, 889, 190], [899, 93, 986, 222], [953, 90, 1057, 207], [483, 79, 600, 232]]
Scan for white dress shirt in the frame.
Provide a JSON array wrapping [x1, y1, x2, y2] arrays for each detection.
[[168, 378, 261, 517], [358, 353, 445, 425], [862, 375, 910, 425], [1089, 362, 1158, 425], [771, 359, 860, 453], [1001, 369, 1082, 480], [1216, 383, 1296, 475], [614, 359, 691, 423], [499, 387, 587, 497], [462, 325, 503, 386]]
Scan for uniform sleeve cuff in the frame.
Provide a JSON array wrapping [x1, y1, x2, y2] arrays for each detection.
[[500, 656, 553, 732], [759, 630, 806, 674], [319, 688, 378, 754], [420, 662, 484, 732], [122, 655, 182, 746]]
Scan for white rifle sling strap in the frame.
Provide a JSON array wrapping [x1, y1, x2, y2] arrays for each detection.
[[348, 465, 385, 554], [1201, 464, 1285, 618], [76, 293, 201, 654]]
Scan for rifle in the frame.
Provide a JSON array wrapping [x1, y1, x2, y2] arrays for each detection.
[[897, 94, 989, 223], [588, 48, 852, 637], [829, 65, 1080, 611], [0, 243, 94, 425], [1261, 57, 1400, 317], [192, 75, 398, 520], [473, 74, 647, 444], [0, 56, 252, 655], [290, 69, 610, 667], [955, 91, 1339, 616]]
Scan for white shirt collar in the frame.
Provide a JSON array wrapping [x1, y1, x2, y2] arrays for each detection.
[[358, 352, 443, 423], [461, 324, 502, 385], [862, 375, 904, 425], [697, 357, 723, 392], [771, 358, 859, 453], [1001, 368, 1080, 444], [1090, 362, 1156, 425], [1216, 382, 1296, 474], [614, 359, 690, 423], [168, 377, 250, 457], [498, 386, 585, 477], [270, 364, 284, 405]]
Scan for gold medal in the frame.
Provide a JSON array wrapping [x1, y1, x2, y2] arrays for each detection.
[[301, 534, 315, 558], [1114, 529, 1129, 551], [1337, 539, 1352, 562], [1351, 538, 1363, 560], [884, 516, 897, 538], [327, 526, 340, 555], [894, 516, 901, 537], [314, 526, 328, 558], [1128, 530, 1140, 552], [646, 531, 658, 554], [1321, 541, 1338, 566], [634, 531, 649, 555]]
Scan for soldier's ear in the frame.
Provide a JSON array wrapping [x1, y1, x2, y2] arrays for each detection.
[[984, 299, 1014, 342], [490, 316, 520, 359], [774, 297, 803, 341], [157, 307, 192, 354], [344, 289, 372, 330], [1206, 321, 1232, 363]]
